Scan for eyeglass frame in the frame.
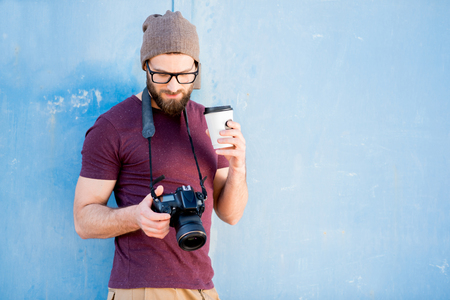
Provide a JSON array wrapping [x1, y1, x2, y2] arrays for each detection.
[[145, 60, 199, 84]]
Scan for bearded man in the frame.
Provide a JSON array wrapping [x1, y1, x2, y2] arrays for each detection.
[[73, 11, 248, 300]]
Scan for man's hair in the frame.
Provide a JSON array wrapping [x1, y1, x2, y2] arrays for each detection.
[[146, 52, 199, 70]]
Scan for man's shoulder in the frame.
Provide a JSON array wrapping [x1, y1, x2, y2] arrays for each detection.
[[100, 95, 141, 123], [187, 99, 205, 116]]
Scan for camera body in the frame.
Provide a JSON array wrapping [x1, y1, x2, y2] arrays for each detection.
[[152, 185, 207, 251], [152, 185, 205, 222]]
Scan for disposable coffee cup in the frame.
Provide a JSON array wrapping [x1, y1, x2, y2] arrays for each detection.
[[204, 105, 233, 149]]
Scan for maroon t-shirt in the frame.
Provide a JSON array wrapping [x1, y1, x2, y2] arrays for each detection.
[[80, 95, 228, 289]]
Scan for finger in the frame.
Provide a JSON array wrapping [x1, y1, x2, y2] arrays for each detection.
[[141, 223, 170, 239], [146, 231, 170, 239], [148, 211, 171, 221], [225, 120, 241, 131], [145, 229, 170, 239], [143, 186, 164, 200], [219, 128, 245, 141], [143, 186, 164, 204], [150, 186, 170, 220], [219, 132, 245, 148], [142, 185, 164, 205], [140, 186, 168, 219], [140, 204, 171, 221], [141, 217, 171, 230], [216, 148, 246, 158], [154, 185, 164, 197], [205, 129, 210, 138], [217, 137, 246, 150], [139, 213, 171, 239]]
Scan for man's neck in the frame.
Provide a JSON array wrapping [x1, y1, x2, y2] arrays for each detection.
[[135, 91, 160, 109]]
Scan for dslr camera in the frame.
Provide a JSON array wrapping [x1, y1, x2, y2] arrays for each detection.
[[152, 185, 207, 251]]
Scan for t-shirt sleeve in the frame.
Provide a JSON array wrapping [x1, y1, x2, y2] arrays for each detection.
[[80, 116, 121, 180]]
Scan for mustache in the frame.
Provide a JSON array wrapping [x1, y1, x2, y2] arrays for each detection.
[[160, 89, 184, 95]]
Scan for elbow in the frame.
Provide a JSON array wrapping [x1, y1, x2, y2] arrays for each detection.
[[214, 199, 247, 226], [76, 230, 89, 240], [221, 214, 243, 226], [74, 218, 91, 239], [73, 205, 96, 239], [215, 206, 246, 225], [77, 233, 90, 240], [74, 223, 87, 239], [227, 219, 240, 226]]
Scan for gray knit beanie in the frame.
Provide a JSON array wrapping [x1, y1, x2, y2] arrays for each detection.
[[141, 11, 201, 89]]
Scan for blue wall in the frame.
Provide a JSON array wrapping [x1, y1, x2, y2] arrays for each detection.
[[1, 0, 449, 299]]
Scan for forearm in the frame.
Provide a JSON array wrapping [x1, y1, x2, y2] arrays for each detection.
[[75, 203, 140, 239], [215, 166, 248, 225]]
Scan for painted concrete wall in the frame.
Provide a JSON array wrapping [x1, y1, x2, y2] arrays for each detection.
[[1, 0, 449, 299]]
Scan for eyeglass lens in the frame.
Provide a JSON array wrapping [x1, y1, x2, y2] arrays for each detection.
[[152, 73, 196, 84]]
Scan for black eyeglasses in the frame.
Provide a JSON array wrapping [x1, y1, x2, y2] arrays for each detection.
[[146, 61, 198, 84]]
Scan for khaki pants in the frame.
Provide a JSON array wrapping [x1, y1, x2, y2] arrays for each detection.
[[107, 287, 221, 300]]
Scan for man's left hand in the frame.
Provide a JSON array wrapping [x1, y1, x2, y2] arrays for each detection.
[[215, 120, 246, 171]]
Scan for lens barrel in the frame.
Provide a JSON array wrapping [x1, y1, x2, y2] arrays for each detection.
[[174, 214, 207, 251]]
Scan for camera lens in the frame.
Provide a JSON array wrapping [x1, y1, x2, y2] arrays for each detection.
[[174, 214, 207, 251], [184, 236, 200, 248], [179, 231, 206, 251]]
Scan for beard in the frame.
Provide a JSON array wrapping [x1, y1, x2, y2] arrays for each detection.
[[146, 73, 194, 117]]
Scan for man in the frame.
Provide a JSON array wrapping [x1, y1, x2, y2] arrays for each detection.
[[73, 10, 248, 300]]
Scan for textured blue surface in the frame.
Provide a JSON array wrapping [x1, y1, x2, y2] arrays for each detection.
[[1, 0, 450, 299]]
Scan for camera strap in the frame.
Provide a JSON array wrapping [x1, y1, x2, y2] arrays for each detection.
[[141, 87, 208, 199], [183, 108, 208, 198]]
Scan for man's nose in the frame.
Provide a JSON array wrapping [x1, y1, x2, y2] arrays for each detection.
[[166, 76, 181, 92]]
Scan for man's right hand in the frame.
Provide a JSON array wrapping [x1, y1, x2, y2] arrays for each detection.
[[74, 177, 172, 240], [135, 185, 171, 239]]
